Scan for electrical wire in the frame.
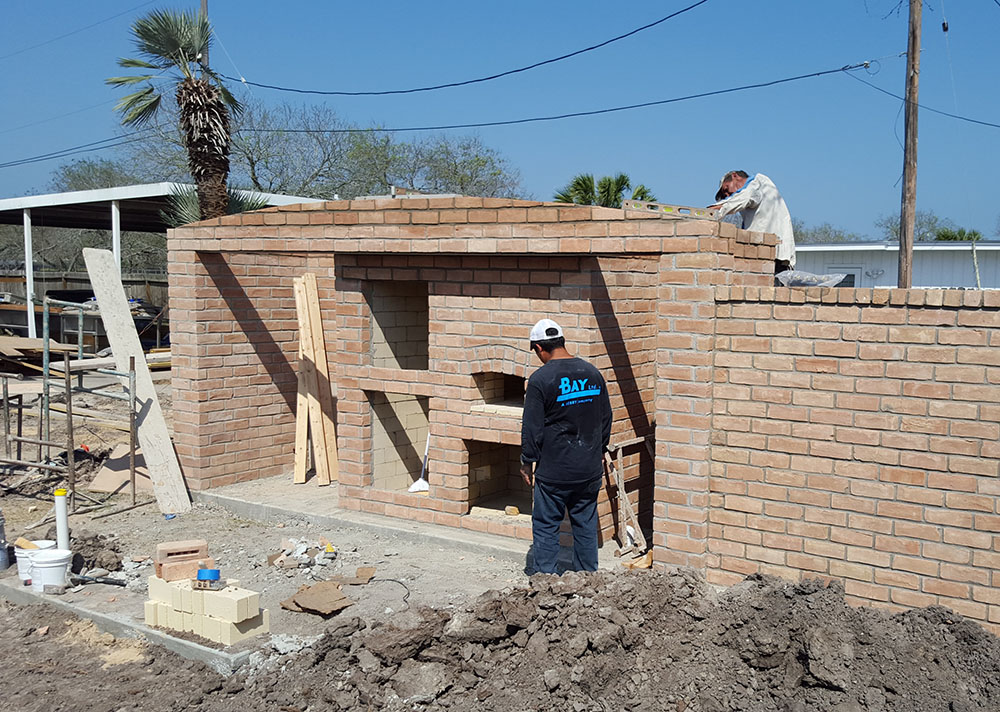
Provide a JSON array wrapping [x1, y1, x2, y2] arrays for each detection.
[[236, 60, 883, 135], [845, 72, 1000, 129], [0, 0, 157, 62], [221, 0, 712, 96], [0, 100, 118, 137], [370, 578, 411, 609], [0, 132, 151, 170]]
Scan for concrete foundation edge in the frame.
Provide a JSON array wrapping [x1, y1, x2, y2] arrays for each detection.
[[0, 577, 250, 675], [190, 489, 534, 564]]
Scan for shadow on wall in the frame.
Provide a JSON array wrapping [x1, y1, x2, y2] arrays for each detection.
[[200, 253, 300, 412], [585, 257, 655, 541]]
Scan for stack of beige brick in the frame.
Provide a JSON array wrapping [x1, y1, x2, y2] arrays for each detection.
[[142, 539, 269, 645], [144, 576, 269, 645]]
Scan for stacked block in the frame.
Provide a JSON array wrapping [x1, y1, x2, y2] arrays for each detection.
[[145, 575, 269, 645]]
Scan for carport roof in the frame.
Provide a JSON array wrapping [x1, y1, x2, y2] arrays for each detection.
[[0, 182, 318, 233]]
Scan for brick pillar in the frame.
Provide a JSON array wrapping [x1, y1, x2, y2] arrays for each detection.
[[652, 228, 720, 567]]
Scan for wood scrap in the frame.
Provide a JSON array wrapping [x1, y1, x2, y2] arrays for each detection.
[[303, 273, 338, 482], [83, 248, 190, 514], [292, 274, 338, 485], [281, 581, 354, 616]]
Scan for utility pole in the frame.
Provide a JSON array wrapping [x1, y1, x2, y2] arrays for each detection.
[[898, 0, 922, 288], [200, 0, 209, 69]]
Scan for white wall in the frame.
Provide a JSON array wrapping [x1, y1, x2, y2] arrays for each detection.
[[795, 246, 1000, 288]]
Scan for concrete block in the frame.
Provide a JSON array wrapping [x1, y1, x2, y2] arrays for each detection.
[[167, 606, 185, 632], [202, 586, 260, 624], [201, 614, 223, 643], [191, 588, 205, 616], [147, 575, 175, 605], [157, 602, 171, 626], [191, 612, 204, 638], [219, 609, 270, 646], [180, 584, 193, 614], [144, 600, 158, 627]]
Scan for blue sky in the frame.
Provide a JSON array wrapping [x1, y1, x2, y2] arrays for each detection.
[[2, 1, 998, 239]]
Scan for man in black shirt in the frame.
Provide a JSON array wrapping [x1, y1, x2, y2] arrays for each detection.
[[520, 318, 612, 573]]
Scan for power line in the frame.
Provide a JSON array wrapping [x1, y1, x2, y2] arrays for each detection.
[[0, 100, 117, 136], [0, 0, 157, 62], [236, 60, 881, 135], [846, 72, 1000, 129], [0, 132, 150, 170], [221, 0, 711, 96]]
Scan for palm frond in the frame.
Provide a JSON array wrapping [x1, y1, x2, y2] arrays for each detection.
[[202, 67, 244, 115], [106, 74, 155, 87], [161, 184, 272, 227], [553, 189, 574, 203], [631, 184, 656, 202], [114, 88, 162, 127], [130, 9, 211, 80], [117, 57, 162, 70], [597, 173, 630, 208]]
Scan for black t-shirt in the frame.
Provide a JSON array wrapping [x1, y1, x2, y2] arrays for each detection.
[[521, 357, 612, 484]]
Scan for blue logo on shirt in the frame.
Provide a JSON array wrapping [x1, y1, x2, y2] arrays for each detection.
[[556, 377, 601, 403]]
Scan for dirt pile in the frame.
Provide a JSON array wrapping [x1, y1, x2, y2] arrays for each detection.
[[220, 569, 1000, 712]]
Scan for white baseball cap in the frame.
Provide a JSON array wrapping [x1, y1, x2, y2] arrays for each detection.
[[529, 318, 563, 343]]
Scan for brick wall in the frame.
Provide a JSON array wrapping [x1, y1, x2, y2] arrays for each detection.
[[709, 286, 1000, 632], [171, 196, 1000, 629], [168, 198, 744, 543]]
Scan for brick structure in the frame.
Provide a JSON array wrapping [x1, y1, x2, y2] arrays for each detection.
[[169, 197, 1000, 632], [708, 286, 1000, 631]]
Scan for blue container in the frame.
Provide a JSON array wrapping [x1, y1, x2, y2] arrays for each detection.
[[196, 568, 220, 581]]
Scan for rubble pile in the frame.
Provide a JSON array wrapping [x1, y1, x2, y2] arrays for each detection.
[[216, 569, 1000, 712], [63, 527, 122, 574], [265, 537, 337, 579]]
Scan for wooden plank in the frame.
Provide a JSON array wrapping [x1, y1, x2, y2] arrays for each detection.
[[49, 352, 170, 373], [0, 335, 77, 353], [82, 248, 190, 514], [292, 279, 309, 485], [302, 273, 338, 483], [293, 278, 330, 486]]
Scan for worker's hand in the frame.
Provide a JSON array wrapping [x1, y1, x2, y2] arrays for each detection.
[[520, 463, 534, 487]]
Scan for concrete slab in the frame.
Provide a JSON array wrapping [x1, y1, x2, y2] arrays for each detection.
[[0, 574, 250, 675], [191, 477, 622, 569]]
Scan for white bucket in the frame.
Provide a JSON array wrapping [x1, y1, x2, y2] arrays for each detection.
[[14, 540, 57, 584], [30, 549, 72, 594]]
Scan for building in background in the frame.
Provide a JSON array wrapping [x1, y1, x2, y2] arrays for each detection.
[[796, 242, 1000, 289]]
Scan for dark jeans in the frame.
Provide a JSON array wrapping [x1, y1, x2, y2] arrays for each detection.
[[531, 477, 601, 574]]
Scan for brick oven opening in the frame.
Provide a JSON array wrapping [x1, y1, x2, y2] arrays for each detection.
[[367, 391, 429, 490], [465, 440, 531, 517], [473, 372, 525, 408], [366, 280, 429, 370]]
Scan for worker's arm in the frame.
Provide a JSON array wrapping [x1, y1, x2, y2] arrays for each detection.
[[715, 178, 761, 218], [520, 378, 545, 486], [600, 375, 613, 450]]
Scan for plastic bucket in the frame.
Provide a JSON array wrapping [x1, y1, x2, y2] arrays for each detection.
[[30, 549, 72, 594], [14, 540, 57, 585]]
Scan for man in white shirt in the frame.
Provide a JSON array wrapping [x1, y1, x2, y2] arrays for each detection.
[[712, 170, 796, 276]]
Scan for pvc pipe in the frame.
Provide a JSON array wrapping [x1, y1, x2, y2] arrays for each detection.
[[54, 489, 70, 551]]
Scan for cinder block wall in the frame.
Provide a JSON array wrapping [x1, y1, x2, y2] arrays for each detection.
[[707, 286, 1000, 632]]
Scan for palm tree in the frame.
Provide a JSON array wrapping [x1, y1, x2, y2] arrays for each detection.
[[554, 173, 656, 208], [107, 9, 242, 220], [160, 185, 271, 228]]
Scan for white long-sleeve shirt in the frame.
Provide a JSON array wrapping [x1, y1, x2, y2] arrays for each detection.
[[716, 173, 796, 266]]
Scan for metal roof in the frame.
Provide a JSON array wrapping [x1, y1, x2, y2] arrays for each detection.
[[797, 241, 1000, 252], [0, 182, 319, 233]]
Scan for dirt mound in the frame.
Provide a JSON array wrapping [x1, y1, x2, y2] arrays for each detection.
[[218, 569, 1000, 712]]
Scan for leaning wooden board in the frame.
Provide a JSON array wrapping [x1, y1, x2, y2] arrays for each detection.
[[83, 248, 190, 514]]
